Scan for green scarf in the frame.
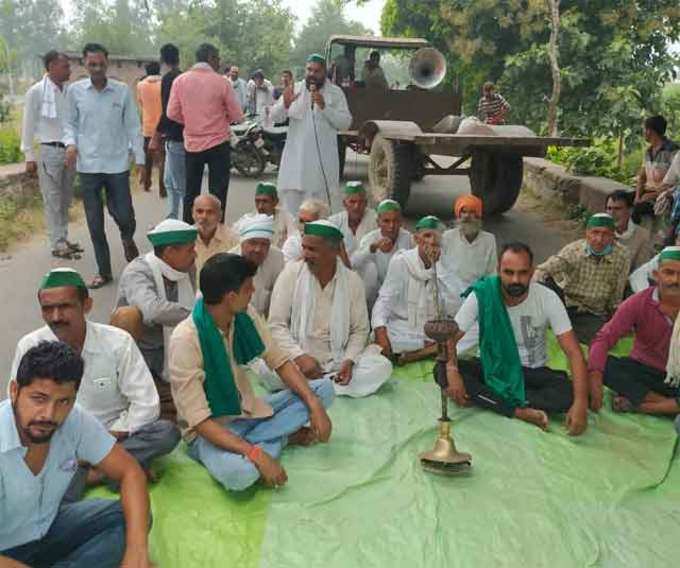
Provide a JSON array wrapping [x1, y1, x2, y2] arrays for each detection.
[[463, 276, 527, 407], [192, 298, 265, 418]]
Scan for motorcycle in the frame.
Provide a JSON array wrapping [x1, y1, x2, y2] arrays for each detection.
[[231, 118, 288, 178]]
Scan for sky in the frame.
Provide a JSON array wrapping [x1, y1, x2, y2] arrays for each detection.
[[284, 0, 384, 33]]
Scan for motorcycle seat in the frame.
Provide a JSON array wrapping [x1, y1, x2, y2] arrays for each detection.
[[263, 126, 288, 139]]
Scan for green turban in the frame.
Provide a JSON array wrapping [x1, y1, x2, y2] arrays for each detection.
[[415, 215, 444, 232], [304, 220, 343, 241], [39, 268, 86, 291], [377, 199, 401, 214], [147, 219, 198, 247], [586, 213, 615, 230], [659, 246, 680, 264], [344, 181, 366, 195], [307, 53, 326, 66], [255, 182, 277, 197]]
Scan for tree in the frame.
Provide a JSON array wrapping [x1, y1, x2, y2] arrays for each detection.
[[546, 0, 561, 136], [291, 0, 372, 73], [381, 0, 680, 143]]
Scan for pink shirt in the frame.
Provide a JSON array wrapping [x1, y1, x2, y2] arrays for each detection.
[[588, 287, 673, 374], [167, 64, 243, 153]]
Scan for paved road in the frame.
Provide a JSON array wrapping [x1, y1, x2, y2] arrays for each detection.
[[0, 154, 573, 394]]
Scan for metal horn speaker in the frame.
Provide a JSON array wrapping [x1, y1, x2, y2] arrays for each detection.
[[409, 47, 447, 89]]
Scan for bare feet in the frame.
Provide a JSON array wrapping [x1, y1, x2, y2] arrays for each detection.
[[612, 395, 634, 413], [288, 426, 317, 447], [514, 407, 549, 430]]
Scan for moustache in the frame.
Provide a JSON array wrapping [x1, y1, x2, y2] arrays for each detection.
[[28, 420, 58, 430]]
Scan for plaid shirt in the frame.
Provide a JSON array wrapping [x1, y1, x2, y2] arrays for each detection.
[[641, 138, 679, 193], [536, 239, 631, 316]]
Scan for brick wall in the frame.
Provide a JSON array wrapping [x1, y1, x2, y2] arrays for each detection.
[[64, 52, 157, 91]]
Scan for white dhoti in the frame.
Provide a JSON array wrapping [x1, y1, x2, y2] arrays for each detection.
[[387, 320, 479, 356], [254, 344, 392, 398]]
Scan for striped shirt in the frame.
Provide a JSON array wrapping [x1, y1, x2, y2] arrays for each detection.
[[477, 93, 510, 124]]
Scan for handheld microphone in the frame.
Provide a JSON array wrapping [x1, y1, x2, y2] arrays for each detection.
[[310, 83, 316, 109]]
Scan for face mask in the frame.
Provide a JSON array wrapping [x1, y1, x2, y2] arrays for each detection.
[[504, 283, 528, 298], [587, 244, 613, 257]]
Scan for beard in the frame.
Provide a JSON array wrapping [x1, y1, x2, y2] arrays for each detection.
[[459, 218, 482, 238], [503, 283, 529, 298], [13, 402, 58, 444]]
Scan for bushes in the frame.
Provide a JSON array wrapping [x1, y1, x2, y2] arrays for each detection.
[[547, 139, 638, 185], [0, 125, 21, 165]]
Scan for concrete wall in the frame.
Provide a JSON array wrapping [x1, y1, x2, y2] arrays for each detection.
[[523, 157, 632, 212], [64, 52, 157, 91], [0, 163, 38, 201]]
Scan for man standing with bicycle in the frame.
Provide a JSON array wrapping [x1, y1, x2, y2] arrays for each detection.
[[271, 54, 352, 215]]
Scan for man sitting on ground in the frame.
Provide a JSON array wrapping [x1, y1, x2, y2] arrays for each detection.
[[237, 182, 297, 249], [329, 181, 377, 260], [115, 220, 197, 422], [605, 189, 653, 271], [534, 213, 631, 344], [169, 253, 333, 492], [350, 199, 413, 307], [282, 198, 329, 263], [372, 216, 473, 363], [12, 268, 179, 497], [589, 246, 680, 416], [269, 220, 392, 397], [449, 242, 589, 434], [441, 194, 497, 291], [193, 194, 239, 275], [630, 226, 680, 292], [230, 213, 284, 318], [1, 341, 152, 567]]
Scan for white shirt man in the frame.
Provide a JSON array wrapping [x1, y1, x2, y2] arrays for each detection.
[[282, 198, 330, 263], [441, 195, 497, 290], [236, 182, 297, 249], [231, 213, 284, 318], [373, 216, 477, 358], [272, 54, 352, 214], [20, 52, 78, 258], [268, 220, 392, 398], [349, 199, 413, 307], [329, 182, 378, 256]]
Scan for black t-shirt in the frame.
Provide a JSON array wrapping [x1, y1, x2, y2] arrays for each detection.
[[157, 68, 184, 142]]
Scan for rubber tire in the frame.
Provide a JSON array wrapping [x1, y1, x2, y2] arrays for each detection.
[[232, 144, 266, 178], [368, 135, 413, 209], [470, 151, 523, 215]]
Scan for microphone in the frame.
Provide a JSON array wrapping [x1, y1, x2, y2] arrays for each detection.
[[310, 83, 316, 110]]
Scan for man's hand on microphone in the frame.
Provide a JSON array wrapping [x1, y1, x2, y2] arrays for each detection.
[[310, 85, 325, 110]]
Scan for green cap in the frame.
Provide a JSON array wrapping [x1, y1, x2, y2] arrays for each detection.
[[586, 213, 615, 230], [147, 219, 198, 247], [304, 220, 344, 241], [255, 182, 277, 197], [39, 268, 86, 290], [659, 246, 680, 264], [377, 199, 401, 214], [307, 53, 326, 65], [344, 181, 366, 195], [415, 215, 444, 232]]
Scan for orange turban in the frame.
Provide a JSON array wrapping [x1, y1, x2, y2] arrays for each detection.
[[454, 195, 483, 218]]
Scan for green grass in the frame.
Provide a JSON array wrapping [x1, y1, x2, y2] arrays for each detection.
[[0, 123, 21, 165], [0, 193, 45, 251]]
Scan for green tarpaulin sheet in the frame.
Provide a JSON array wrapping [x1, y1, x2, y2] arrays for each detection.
[[91, 336, 680, 567]]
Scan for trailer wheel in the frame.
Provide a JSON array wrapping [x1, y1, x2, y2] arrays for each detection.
[[368, 135, 412, 209], [470, 151, 523, 215]]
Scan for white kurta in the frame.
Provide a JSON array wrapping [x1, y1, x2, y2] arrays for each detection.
[[12, 322, 160, 433], [267, 260, 392, 397], [372, 249, 477, 354], [329, 209, 378, 255], [230, 244, 284, 318], [272, 80, 352, 213], [441, 227, 498, 291]]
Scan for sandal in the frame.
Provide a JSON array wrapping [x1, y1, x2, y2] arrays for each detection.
[[52, 248, 74, 259], [66, 241, 84, 253], [87, 274, 113, 289]]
